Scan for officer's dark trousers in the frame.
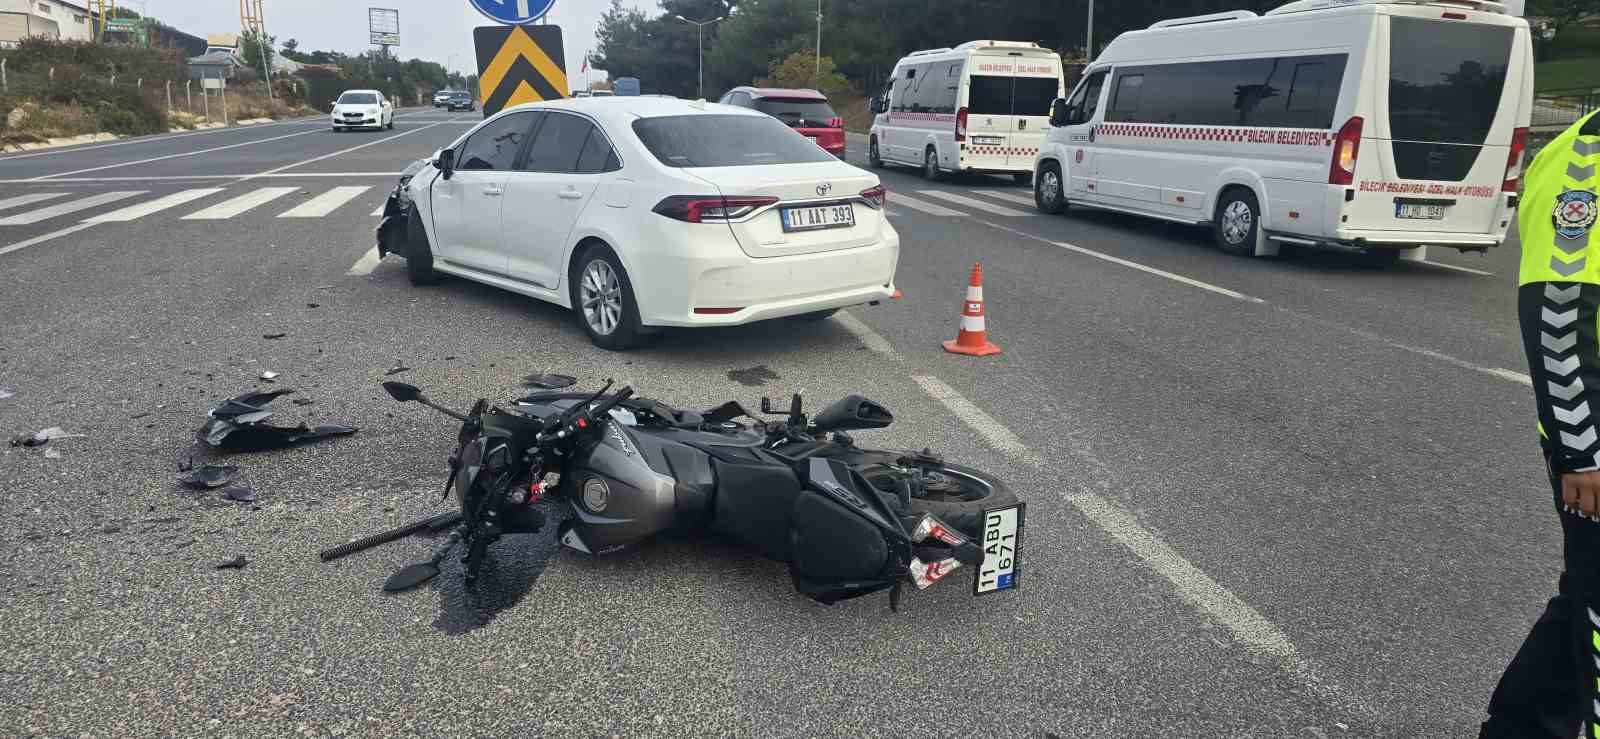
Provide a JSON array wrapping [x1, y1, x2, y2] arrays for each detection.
[[1481, 459, 1600, 738]]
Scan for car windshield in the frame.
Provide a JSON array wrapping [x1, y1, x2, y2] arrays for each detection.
[[632, 114, 837, 168], [338, 93, 377, 105], [450, 93, 471, 99], [753, 98, 837, 128]]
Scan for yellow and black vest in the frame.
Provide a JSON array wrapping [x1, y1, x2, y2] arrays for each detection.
[[1520, 111, 1600, 472]]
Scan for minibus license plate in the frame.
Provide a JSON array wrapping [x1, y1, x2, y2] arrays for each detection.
[[973, 136, 1004, 146], [781, 204, 855, 233], [1396, 203, 1446, 221], [975, 502, 1024, 595]]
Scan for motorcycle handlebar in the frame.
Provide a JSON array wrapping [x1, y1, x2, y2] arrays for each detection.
[[536, 386, 635, 448], [590, 386, 634, 420]]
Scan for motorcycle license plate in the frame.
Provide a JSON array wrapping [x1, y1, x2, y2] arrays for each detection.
[[974, 502, 1024, 595], [1396, 203, 1446, 220], [781, 204, 855, 233]]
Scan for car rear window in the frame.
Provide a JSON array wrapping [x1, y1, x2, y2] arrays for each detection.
[[337, 92, 377, 105], [753, 98, 837, 127], [967, 76, 1060, 117], [631, 114, 836, 168], [1388, 17, 1514, 144]]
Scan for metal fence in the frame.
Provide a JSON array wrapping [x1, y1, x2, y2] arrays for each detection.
[[1533, 87, 1600, 130]]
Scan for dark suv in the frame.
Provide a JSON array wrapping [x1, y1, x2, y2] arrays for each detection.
[[445, 91, 475, 112], [717, 87, 845, 160]]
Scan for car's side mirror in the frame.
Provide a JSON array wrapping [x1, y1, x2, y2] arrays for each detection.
[[1049, 98, 1069, 127], [436, 148, 455, 180]]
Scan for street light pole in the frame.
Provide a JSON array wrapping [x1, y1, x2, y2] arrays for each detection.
[[1086, 0, 1095, 60], [674, 15, 724, 100], [815, 0, 822, 86]]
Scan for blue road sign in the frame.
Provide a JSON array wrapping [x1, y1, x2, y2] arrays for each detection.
[[469, 0, 556, 25]]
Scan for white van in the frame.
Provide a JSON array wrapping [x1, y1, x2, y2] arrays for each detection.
[[869, 41, 1066, 184], [1032, 0, 1534, 260]]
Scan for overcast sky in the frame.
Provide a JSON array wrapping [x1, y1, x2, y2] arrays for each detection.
[[146, 0, 657, 80]]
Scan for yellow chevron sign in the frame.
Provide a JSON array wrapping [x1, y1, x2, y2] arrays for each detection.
[[473, 25, 569, 117]]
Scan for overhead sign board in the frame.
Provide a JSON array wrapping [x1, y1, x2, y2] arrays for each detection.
[[469, 0, 557, 25], [473, 24, 568, 117], [369, 7, 400, 46]]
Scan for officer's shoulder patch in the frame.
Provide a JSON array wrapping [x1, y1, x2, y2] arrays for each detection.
[[1554, 189, 1598, 240]]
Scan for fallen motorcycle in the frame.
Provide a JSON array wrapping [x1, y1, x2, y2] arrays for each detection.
[[379, 376, 1024, 608]]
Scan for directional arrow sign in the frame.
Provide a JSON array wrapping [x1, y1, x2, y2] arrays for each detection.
[[473, 24, 568, 117], [470, 0, 556, 25]]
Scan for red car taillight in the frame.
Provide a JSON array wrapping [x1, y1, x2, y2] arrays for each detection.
[[859, 184, 887, 209], [652, 195, 779, 223], [1504, 126, 1528, 193], [827, 117, 843, 129], [955, 106, 968, 142], [1328, 116, 1363, 186]]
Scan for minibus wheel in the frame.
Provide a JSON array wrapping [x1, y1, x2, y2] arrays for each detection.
[[1213, 188, 1261, 257]]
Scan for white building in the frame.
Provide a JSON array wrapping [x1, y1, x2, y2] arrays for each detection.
[[0, 0, 95, 46]]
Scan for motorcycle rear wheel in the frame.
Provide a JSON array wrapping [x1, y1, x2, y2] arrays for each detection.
[[858, 461, 1016, 537]]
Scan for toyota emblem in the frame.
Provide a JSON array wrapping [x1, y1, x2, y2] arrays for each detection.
[[816, 183, 832, 197]]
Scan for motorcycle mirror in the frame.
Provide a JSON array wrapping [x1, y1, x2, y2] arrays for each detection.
[[382, 562, 440, 592], [382, 381, 422, 403], [523, 373, 577, 390]]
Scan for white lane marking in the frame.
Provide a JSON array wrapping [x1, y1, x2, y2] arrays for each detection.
[[835, 310, 900, 359], [0, 192, 69, 212], [246, 121, 445, 178], [1066, 492, 1300, 660], [347, 246, 382, 276], [978, 219, 1267, 304], [0, 172, 404, 183], [0, 190, 145, 225], [370, 204, 387, 217], [0, 119, 316, 163], [182, 187, 297, 220], [975, 189, 1037, 207], [30, 128, 323, 181], [884, 207, 901, 218], [886, 192, 965, 217], [911, 375, 1042, 466], [917, 189, 1033, 218], [278, 186, 371, 218], [1420, 260, 1495, 277], [86, 188, 226, 222], [1281, 308, 1531, 387], [0, 222, 97, 258]]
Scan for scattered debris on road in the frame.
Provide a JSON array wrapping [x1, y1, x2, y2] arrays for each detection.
[[291, 398, 315, 406], [222, 486, 258, 503], [385, 364, 411, 376], [216, 555, 248, 570], [0, 387, 14, 400], [197, 390, 357, 451], [306, 303, 321, 309], [43, 448, 61, 460], [178, 464, 240, 490], [260, 371, 280, 382], [10, 426, 84, 447], [263, 333, 288, 340]]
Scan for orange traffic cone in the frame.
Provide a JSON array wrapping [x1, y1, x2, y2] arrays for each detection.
[[942, 263, 1002, 357]]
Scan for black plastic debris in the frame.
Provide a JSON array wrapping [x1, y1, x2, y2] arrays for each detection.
[[385, 365, 411, 376], [197, 390, 357, 452], [216, 555, 248, 570], [291, 398, 316, 406], [306, 303, 321, 308], [263, 333, 287, 340], [523, 374, 577, 389], [178, 464, 240, 490], [222, 486, 258, 503]]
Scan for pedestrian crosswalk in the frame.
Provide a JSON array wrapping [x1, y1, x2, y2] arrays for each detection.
[[0, 185, 384, 231]]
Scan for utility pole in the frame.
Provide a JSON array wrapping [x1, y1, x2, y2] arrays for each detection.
[[241, 0, 272, 99], [1086, 0, 1095, 61], [815, 0, 822, 87], [674, 15, 724, 101]]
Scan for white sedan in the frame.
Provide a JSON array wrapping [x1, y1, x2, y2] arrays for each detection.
[[331, 89, 394, 132], [382, 97, 900, 350]]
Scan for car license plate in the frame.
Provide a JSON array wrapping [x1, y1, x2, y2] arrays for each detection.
[[1396, 203, 1446, 220], [973, 136, 1004, 146], [975, 502, 1024, 595], [781, 204, 855, 233]]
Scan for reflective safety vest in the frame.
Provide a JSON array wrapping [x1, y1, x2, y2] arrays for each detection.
[[1519, 111, 1600, 472]]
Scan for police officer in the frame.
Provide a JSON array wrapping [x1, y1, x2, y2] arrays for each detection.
[[1481, 109, 1600, 738]]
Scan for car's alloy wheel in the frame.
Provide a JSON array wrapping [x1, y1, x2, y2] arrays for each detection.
[[580, 259, 624, 337], [571, 246, 647, 351], [1035, 166, 1065, 214]]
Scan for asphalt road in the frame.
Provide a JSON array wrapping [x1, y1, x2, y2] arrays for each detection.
[[0, 107, 1553, 737]]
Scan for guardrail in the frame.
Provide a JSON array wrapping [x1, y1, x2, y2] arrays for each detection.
[[1533, 87, 1600, 130]]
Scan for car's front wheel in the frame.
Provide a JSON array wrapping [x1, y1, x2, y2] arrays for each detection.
[[923, 146, 943, 181], [405, 207, 441, 285], [1035, 163, 1066, 215], [571, 244, 647, 351], [868, 137, 884, 169]]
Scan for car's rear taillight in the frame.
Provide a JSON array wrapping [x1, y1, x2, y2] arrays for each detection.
[[956, 106, 968, 142], [909, 556, 964, 590], [859, 184, 887, 209], [1504, 126, 1528, 193], [652, 195, 779, 223], [827, 117, 843, 129], [1328, 116, 1363, 186]]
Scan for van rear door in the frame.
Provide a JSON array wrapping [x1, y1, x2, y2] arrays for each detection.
[[1351, 13, 1526, 236], [1007, 61, 1062, 171], [965, 56, 1063, 173]]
